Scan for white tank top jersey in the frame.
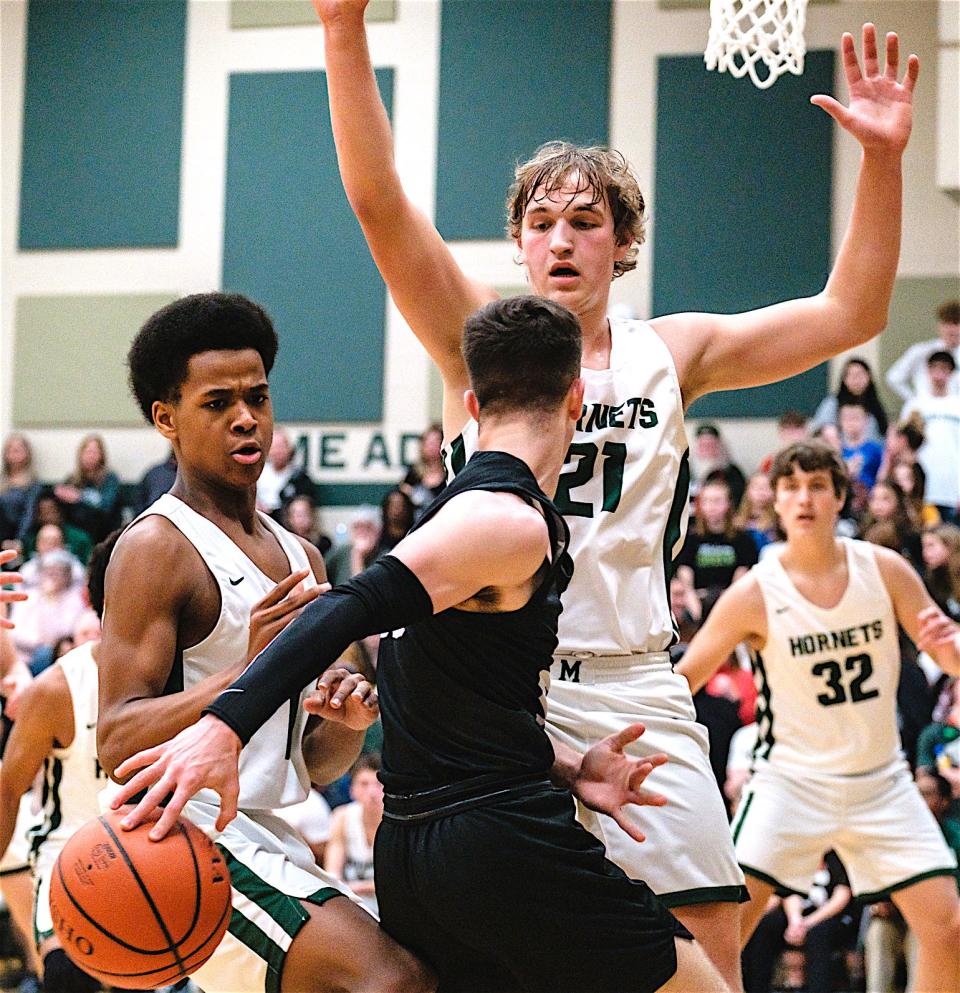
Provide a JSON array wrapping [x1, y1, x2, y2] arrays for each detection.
[[133, 494, 317, 810], [29, 641, 106, 862], [750, 538, 904, 777], [444, 318, 690, 655]]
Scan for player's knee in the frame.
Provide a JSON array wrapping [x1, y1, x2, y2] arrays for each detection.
[[42, 949, 100, 993]]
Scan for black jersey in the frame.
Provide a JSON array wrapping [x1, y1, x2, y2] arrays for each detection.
[[377, 450, 572, 812]]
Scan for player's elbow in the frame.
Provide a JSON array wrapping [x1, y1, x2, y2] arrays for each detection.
[[96, 710, 129, 781]]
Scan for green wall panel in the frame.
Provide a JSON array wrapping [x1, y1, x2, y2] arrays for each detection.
[[436, 0, 611, 241], [230, 1, 395, 29], [19, 0, 186, 250], [14, 294, 175, 426], [879, 275, 960, 417], [653, 51, 835, 418], [222, 69, 393, 422]]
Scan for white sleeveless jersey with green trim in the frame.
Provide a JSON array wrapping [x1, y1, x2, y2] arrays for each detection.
[[750, 538, 904, 776], [133, 494, 316, 810], [444, 317, 689, 654], [28, 641, 106, 864]]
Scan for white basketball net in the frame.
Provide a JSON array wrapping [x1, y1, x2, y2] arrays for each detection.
[[705, 0, 809, 90]]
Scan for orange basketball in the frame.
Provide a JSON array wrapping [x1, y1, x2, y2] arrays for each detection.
[[49, 810, 232, 990]]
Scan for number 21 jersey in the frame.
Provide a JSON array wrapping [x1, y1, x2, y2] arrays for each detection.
[[445, 317, 690, 655], [751, 538, 903, 776]]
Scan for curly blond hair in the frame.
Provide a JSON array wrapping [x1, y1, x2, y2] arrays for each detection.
[[506, 141, 646, 280]]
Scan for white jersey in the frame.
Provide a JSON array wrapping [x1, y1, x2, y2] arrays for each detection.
[[134, 494, 317, 810], [445, 317, 689, 654], [750, 538, 904, 776], [28, 641, 106, 864]]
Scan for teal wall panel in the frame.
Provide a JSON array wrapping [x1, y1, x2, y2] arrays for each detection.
[[19, 0, 186, 249], [436, 0, 611, 241], [653, 51, 835, 418], [222, 69, 394, 423]]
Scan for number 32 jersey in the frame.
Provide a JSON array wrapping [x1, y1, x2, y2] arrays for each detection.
[[751, 538, 903, 777], [445, 317, 690, 656]]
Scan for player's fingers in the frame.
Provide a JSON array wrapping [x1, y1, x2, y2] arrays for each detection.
[[114, 745, 168, 781], [883, 31, 898, 79], [904, 54, 920, 92], [608, 722, 647, 752], [147, 788, 190, 841], [118, 773, 173, 829], [861, 23, 879, 77], [0, 550, 18, 567], [215, 781, 239, 832], [810, 95, 853, 131], [838, 32, 862, 86], [610, 810, 647, 844], [329, 672, 363, 707], [315, 582, 332, 595], [254, 570, 310, 611], [0, 590, 27, 602]]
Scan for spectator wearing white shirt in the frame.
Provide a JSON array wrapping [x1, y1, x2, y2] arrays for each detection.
[[886, 299, 960, 404], [903, 351, 960, 525]]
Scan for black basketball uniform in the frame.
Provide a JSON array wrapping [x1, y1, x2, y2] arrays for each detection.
[[208, 451, 691, 993]]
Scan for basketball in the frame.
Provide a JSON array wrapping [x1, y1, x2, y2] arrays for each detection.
[[48, 809, 232, 990]]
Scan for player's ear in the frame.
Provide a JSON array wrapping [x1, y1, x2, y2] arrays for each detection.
[[464, 389, 480, 422], [566, 377, 585, 420], [152, 400, 177, 441]]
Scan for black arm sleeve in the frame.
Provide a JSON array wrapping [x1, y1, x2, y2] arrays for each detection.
[[204, 555, 433, 745]]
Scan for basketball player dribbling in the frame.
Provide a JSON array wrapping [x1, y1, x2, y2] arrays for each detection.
[[676, 441, 960, 993], [312, 1, 920, 985], [96, 293, 434, 993], [111, 295, 733, 993]]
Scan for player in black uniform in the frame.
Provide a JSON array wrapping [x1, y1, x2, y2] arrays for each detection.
[[110, 295, 729, 993]]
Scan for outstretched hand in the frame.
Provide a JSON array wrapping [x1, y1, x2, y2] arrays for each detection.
[[303, 666, 379, 729], [110, 714, 242, 841], [572, 723, 668, 844], [311, 0, 369, 27], [811, 24, 919, 155]]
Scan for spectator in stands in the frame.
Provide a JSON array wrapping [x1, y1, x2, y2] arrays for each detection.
[[839, 400, 884, 516], [21, 492, 92, 566], [0, 434, 41, 553], [886, 298, 960, 404], [282, 493, 332, 557], [878, 411, 925, 483], [860, 478, 922, 566], [323, 753, 383, 915], [133, 447, 177, 515], [759, 411, 809, 474], [324, 506, 380, 588], [18, 525, 85, 591], [690, 423, 746, 506], [375, 487, 415, 557], [811, 356, 888, 442], [676, 474, 758, 612], [890, 458, 940, 529], [734, 472, 779, 556], [920, 524, 960, 620], [741, 851, 854, 993], [902, 351, 960, 525], [54, 435, 121, 542], [256, 427, 314, 520], [7, 552, 85, 666], [668, 575, 701, 648], [916, 678, 960, 820], [400, 424, 445, 520]]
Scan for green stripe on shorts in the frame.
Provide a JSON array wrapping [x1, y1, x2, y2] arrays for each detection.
[[220, 847, 309, 939], [730, 790, 754, 844], [226, 908, 286, 993]]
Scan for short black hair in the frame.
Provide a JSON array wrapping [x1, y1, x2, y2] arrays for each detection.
[[769, 440, 849, 499], [461, 296, 581, 417], [928, 349, 957, 371], [128, 292, 279, 423], [87, 528, 123, 619]]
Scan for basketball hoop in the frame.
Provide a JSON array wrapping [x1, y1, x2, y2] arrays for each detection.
[[705, 0, 809, 90]]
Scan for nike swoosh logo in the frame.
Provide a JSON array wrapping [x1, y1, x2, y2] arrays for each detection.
[[229, 576, 244, 586], [86, 722, 96, 730], [775, 606, 790, 614], [220, 688, 244, 694]]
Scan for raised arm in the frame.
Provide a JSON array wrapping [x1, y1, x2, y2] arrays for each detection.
[[874, 546, 960, 676], [674, 573, 766, 694], [658, 25, 920, 405], [313, 0, 495, 428]]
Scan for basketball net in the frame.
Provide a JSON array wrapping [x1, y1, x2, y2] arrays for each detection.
[[705, 0, 809, 90]]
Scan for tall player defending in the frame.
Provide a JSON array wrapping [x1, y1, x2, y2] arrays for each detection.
[[312, 1, 919, 983], [676, 441, 960, 993], [97, 293, 433, 993]]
